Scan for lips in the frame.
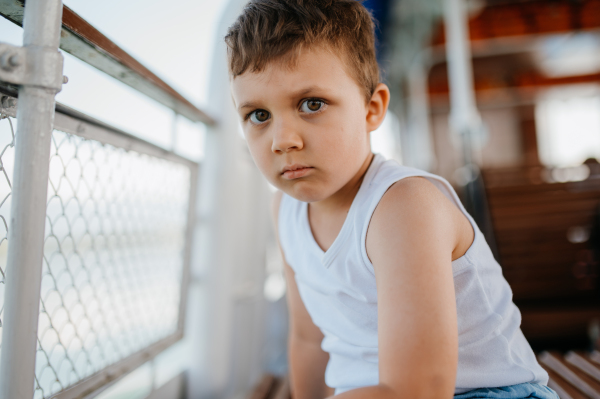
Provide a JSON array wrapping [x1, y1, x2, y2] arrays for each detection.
[[281, 164, 313, 179]]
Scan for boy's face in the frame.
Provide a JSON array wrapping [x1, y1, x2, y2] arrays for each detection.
[[231, 47, 375, 203]]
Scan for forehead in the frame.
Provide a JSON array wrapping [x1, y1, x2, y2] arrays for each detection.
[[230, 47, 363, 107]]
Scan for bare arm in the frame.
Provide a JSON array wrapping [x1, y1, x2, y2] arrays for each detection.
[[329, 177, 468, 399], [272, 191, 334, 399], [285, 262, 334, 398]]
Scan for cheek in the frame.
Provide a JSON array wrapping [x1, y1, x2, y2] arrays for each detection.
[[246, 134, 274, 173], [326, 111, 368, 154]]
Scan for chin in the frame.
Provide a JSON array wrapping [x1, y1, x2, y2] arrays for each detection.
[[283, 182, 328, 203]]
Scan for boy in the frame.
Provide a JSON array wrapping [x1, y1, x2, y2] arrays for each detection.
[[226, 1, 557, 398]]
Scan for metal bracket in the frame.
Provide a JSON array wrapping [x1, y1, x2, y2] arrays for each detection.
[[0, 42, 64, 92], [0, 95, 17, 117]]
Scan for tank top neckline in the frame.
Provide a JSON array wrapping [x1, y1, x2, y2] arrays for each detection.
[[301, 154, 384, 268], [300, 154, 480, 270]]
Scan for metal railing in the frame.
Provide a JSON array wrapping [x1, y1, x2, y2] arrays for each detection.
[[0, 0, 216, 126], [0, 107, 15, 343], [0, 94, 198, 399], [0, 0, 206, 397]]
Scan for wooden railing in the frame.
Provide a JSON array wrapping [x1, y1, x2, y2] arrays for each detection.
[[0, 0, 215, 125]]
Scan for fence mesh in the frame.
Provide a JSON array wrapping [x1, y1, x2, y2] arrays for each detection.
[[26, 128, 191, 399], [0, 111, 16, 352]]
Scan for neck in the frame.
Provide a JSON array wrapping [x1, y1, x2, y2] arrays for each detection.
[[311, 152, 375, 214]]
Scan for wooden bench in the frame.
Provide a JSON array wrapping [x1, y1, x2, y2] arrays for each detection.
[[250, 354, 600, 399], [539, 351, 600, 399], [484, 172, 600, 302], [251, 356, 600, 399], [482, 167, 600, 347]]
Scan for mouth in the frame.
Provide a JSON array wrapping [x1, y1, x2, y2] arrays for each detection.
[[281, 164, 313, 179]]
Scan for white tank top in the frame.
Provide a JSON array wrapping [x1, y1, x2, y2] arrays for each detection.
[[278, 154, 548, 394]]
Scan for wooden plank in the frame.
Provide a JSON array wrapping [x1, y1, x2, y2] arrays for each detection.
[[492, 213, 597, 231], [510, 280, 594, 299], [538, 352, 600, 399], [586, 351, 600, 366], [488, 190, 600, 205], [59, 7, 211, 120], [548, 378, 575, 399], [566, 352, 600, 383], [505, 268, 580, 282], [500, 251, 583, 266], [547, 376, 580, 399], [490, 201, 599, 218], [488, 181, 600, 194], [500, 248, 584, 263], [558, 354, 600, 395]]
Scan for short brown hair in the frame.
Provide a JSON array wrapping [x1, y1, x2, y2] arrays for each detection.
[[225, 0, 380, 102]]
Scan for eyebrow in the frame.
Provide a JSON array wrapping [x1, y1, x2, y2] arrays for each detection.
[[238, 101, 260, 111], [291, 85, 328, 98], [237, 85, 330, 112]]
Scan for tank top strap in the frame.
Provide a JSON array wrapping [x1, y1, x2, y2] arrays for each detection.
[[359, 156, 469, 223], [355, 154, 478, 273]]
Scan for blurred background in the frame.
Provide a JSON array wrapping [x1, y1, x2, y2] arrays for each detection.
[[1, 0, 600, 398]]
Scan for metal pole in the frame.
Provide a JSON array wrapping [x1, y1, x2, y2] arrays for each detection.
[[443, 0, 481, 166], [406, 51, 434, 171], [0, 0, 64, 398], [443, 0, 486, 225]]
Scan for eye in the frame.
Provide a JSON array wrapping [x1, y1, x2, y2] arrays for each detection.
[[300, 99, 325, 113], [249, 109, 271, 124]]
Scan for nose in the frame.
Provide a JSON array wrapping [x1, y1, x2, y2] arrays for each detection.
[[271, 117, 304, 154]]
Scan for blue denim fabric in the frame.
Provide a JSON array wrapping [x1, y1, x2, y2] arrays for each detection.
[[454, 383, 559, 399]]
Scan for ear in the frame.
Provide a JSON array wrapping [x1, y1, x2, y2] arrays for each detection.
[[366, 83, 390, 133]]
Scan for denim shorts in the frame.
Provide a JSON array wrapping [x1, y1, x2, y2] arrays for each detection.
[[454, 383, 559, 399]]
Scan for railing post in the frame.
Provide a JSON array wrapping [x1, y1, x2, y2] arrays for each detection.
[[443, 0, 483, 166], [0, 0, 64, 398]]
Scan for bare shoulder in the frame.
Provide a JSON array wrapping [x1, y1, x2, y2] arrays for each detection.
[[367, 176, 473, 263], [375, 176, 454, 221]]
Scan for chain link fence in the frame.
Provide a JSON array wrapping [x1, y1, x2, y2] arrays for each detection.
[[0, 110, 16, 351], [0, 102, 195, 399], [35, 128, 191, 398]]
